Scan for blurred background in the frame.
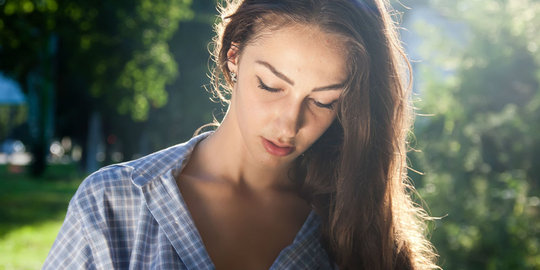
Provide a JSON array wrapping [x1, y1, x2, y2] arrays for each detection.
[[0, 0, 538, 269]]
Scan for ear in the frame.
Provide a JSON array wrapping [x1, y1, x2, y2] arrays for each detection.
[[227, 43, 240, 72]]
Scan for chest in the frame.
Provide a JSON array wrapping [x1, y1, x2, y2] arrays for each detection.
[[177, 178, 310, 269], [199, 211, 299, 270]]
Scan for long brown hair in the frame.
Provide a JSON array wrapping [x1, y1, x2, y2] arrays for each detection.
[[206, 0, 439, 269]]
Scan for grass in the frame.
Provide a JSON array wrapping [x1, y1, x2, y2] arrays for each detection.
[[0, 164, 84, 270], [0, 221, 65, 270]]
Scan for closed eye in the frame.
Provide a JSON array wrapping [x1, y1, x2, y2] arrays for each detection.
[[313, 99, 336, 110], [257, 76, 281, 92]]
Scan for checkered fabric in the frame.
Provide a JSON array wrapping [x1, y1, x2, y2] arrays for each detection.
[[43, 132, 336, 269]]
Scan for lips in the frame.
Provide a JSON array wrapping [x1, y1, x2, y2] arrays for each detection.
[[262, 138, 295, 156]]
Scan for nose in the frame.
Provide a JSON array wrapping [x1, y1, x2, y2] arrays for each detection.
[[274, 97, 305, 143]]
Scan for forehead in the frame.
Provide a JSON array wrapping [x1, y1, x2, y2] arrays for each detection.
[[240, 24, 348, 84]]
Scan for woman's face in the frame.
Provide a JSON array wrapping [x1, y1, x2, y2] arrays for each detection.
[[227, 24, 347, 167]]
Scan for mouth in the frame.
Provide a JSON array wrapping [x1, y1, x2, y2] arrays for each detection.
[[261, 137, 295, 156]]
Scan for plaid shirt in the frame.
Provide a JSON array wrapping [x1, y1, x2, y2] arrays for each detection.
[[43, 132, 336, 269]]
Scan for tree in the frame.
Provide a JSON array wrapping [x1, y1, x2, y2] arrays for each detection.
[[408, 0, 540, 268], [100, 0, 222, 161], [0, 0, 194, 174]]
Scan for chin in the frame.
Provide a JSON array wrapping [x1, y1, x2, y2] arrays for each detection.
[[256, 151, 294, 168]]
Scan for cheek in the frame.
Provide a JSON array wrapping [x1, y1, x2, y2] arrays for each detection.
[[235, 86, 270, 128]]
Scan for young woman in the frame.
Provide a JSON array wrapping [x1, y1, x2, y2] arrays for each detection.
[[44, 0, 438, 269]]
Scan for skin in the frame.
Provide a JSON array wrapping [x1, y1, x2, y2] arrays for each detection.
[[176, 24, 347, 270]]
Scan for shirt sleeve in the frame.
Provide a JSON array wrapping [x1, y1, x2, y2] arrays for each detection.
[[43, 196, 95, 270]]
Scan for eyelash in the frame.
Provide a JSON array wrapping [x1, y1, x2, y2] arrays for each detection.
[[256, 76, 335, 110], [313, 100, 336, 109], [257, 77, 280, 92]]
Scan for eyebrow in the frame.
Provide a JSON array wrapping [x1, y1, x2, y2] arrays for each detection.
[[256, 60, 294, 85], [255, 60, 345, 91], [312, 83, 346, 92]]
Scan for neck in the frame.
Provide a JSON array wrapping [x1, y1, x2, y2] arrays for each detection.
[[185, 113, 297, 193]]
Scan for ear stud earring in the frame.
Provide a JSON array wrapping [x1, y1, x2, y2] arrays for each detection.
[[230, 72, 237, 83]]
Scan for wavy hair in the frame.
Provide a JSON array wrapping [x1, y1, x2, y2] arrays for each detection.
[[204, 0, 439, 269]]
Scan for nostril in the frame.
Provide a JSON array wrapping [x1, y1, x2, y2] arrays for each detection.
[[276, 138, 295, 147]]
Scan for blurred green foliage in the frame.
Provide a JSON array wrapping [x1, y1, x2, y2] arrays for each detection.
[[0, 0, 193, 121], [410, 0, 540, 269], [0, 105, 27, 141], [0, 0, 220, 170]]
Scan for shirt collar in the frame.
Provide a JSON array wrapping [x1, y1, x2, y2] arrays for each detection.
[[127, 131, 212, 188], [127, 131, 331, 269], [132, 131, 215, 269]]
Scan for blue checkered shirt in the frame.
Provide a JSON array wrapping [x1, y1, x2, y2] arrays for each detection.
[[43, 132, 336, 269]]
